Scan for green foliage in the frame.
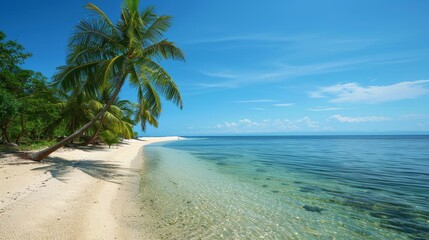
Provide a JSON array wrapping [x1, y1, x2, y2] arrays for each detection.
[[0, 139, 57, 152], [0, 90, 20, 125], [17, 140, 58, 151], [100, 130, 120, 148], [53, 0, 184, 127], [0, 31, 62, 144], [134, 98, 160, 132], [0, 31, 32, 72], [0, 90, 20, 142], [1, 0, 184, 153], [52, 87, 136, 145]]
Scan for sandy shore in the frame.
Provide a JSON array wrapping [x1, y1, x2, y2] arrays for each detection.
[[0, 137, 179, 239]]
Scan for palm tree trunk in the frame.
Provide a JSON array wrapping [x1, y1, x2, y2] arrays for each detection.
[[83, 116, 104, 146], [29, 75, 126, 161]]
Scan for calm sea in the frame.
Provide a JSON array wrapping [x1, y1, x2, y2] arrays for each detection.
[[139, 136, 429, 239]]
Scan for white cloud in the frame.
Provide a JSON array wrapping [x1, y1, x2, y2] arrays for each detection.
[[296, 117, 320, 128], [310, 80, 429, 103], [328, 114, 391, 123], [239, 118, 258, 127], [215, 117, 320, 133], [250, 108, 266, 111], [273, 103, 294, 107]]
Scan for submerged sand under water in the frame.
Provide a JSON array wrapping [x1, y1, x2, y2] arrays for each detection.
[[139, 136, 429, 239]]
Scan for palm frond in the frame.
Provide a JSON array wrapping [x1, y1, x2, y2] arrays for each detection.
[[138, 60, 183, 108], [142, 15, 172, 45], [69, 18, 119, 60], [52, 61, 104, 93], [140, 6, 157, 25], [135, 98, 160, 131], [86, 3, 118, 36], [49, 0, 184, 143], [140, 40, 185, 61]]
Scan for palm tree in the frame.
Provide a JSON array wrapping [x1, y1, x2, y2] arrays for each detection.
[[83, 89, 135, 145], [55, 92, 93, 139], [29, 0, 184, 161], [46, 88, 134, 144], [134, 98, 160, 132]]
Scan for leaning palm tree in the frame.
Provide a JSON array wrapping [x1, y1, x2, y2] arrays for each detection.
[[29, 0, 184, 161], [42, 89, 133, 143]]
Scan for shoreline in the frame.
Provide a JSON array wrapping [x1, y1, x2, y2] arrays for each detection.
[[0, 136, 179, 239]]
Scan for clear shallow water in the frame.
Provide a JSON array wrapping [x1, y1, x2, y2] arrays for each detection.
[[139, 136, 429, 239]]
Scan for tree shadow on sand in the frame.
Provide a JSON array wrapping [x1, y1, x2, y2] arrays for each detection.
[[30, 157, 136, 184], [76, 141, 134, 153]]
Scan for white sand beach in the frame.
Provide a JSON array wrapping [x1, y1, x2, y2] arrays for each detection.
[[0, 137, 179, 239]]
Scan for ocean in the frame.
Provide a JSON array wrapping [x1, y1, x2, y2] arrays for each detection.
[[139, 136, 429, 239]]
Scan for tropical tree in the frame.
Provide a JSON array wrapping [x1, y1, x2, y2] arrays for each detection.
[[0, 31, 30, 143], [134, 97, 160, 132], [0, 31, 32, 72], [0, 31, 60, 144], [100, 130, 120, 148], [0, 90, 20, 143], [11, 72, 61, 144], [29, 0, 184, 160], [83, 89, 135, 145], [43, 86, 135, 146]]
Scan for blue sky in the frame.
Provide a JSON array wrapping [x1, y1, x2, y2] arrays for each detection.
[[1, 0, 429, 135]]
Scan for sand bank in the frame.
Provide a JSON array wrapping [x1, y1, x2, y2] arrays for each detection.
[[0, 137, 178, 239]]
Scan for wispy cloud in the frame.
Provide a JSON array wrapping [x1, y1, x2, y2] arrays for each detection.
[[273, 103, 294, 107], [185, 34, 379, 53], [328, 114, 391, 123], [310, 80, 429, 103], [185, 34, 309, 44], [399, 114, 429, 120], [198, 82, 238, 89], [234, 99, 276, 103], [250, 108, 266, 111], [214, 117, 321, 133], [307, 106, 351, 111], [200, 71, 238, 79], [201, 58, 365, 84], [198, 54, 421, 89]]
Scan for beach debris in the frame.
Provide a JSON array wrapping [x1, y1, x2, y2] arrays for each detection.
[[303, 205, 324, 214]]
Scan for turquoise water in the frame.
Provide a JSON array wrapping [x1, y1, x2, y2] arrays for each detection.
[[139, 136, 429, 239]]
